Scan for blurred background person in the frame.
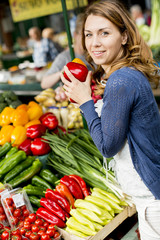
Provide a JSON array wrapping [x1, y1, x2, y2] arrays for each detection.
[[130, 4, 145, 26], [42, 27, 64, 53], [28, 26, 59, 67], [41, 13, 92, 89]]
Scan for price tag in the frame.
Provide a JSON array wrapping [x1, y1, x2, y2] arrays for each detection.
[[12, 193, 25, 208]]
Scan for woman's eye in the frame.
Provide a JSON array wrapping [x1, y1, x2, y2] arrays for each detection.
[[102, 31, 108, 36], [85, 33, 92, 37]]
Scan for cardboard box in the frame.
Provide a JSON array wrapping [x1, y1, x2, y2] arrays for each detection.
[[58, 205, 137, 240]]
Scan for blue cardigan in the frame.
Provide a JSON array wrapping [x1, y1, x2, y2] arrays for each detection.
[[80, 67, 160, 199]]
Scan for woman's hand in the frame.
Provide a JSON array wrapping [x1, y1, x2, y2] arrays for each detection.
[[60, 66, 93, 106]]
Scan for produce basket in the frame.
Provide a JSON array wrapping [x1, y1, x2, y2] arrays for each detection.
[[58, 205, 137, 240]]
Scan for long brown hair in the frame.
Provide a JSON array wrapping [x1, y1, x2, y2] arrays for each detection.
[[81, 0, 160, 94]]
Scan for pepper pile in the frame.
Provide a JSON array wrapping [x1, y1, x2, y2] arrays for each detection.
[[19, 112, 60, 156]]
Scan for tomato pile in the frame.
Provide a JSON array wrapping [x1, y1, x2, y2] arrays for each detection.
[[2, 197, 30, 228], [0, 213, 61, 240]]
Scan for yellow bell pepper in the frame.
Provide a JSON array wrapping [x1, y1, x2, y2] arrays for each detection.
[[27, 101, 43, 121], [11, 109, 29, 126], [16, 104, 28, 111], [0, 107, 15, 126], [25, 119, 41, 128], [0, 125, 15, 145], [11, 126, 27, 146]]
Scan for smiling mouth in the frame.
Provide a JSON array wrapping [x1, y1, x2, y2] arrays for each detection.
[[92, 51, 105, 57]]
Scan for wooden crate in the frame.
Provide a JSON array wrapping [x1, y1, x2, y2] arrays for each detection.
[[58, 205, 137, 240]]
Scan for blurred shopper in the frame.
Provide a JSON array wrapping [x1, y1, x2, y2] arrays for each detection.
[[28, 27, 59, 67], [42, 28, 64, 53], [130, 4, 145, 26], [41, 13, 91, 89]]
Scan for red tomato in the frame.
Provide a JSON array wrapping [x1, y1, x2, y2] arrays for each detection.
[[10, 216, 19, 226], [23, 222, 31, 230], [5, 198, 13, 206], [0, 206, 4, 214], [53, 231, 60, 239], [28, 213, 37, 223], [11, 234, 22, 240], [20, 227, 26, 235], [20, 205, 26, 211], [40, 234, 51, 240], [8, 205, 14, 214], [43, 222, 49, 228], [39, 226, 46, 232], [1, 230, 10, 240], [25, 231, 32, 238], [30, 233, 40, 240], [35, 218, 44, 226], [11, 229, 21, 236], [0, 214, 6, 221], [24, 217, 30, 224], [18, 221, 24, 228], [13, 209, 21, 218], [47, 224, 56, 231], [32, 225, 40, 233], [23, 209, 30, 217], [45, 229, 54, 237], [37, 230, 45, 237]]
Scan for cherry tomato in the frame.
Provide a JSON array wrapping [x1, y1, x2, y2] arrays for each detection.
[[0, 206, 4, 214], [0, 214, 6, 221], [41, 234, 51, 240], [53, 231, 60, 239], [5, 198, 13, 206], [18, 221, 24, 228], [28, 213, 37, 223], [23, 222, 31, 230], [30, 233, 40, 240], [25, 231, 32, 238], [45, 229, 54, 237], [23, 209, 30, 217], [43, 222, 49, 228], [8, 205, 14, 214], [11, 234, 22, 240], [13, 209, 21, 218], [10, 216, 19, 226], [1, 230, 10, 240], [11, 229, 21, 236], [39, 226, 46, 232], [32, 225, 40, 233], [20, 205, 26, 211], [37, 230, 46, 237], [47, 224, 56, 231], [20, 227, 26, 235], [35, 218, 44, 226], [24, 217, 30, 224]]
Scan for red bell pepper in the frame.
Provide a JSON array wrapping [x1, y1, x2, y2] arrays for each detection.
[[63, 60, 88, 103], [53, 125, 67, 135], [60, 175, 84, 199], [40, 197, 66, 222], [26, 124, 47, 139], [56, 183, 75, 208], [39, 112, 53, 122], [41, 113, 58, 130], [45, 189, 70, 214], [30, 138, 51, 156], [36, 207, 66, 228], [18, 138, 32, 155], [69, 175, 90, 197]]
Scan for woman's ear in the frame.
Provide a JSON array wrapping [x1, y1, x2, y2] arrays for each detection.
[[122, 30, 128, 45]]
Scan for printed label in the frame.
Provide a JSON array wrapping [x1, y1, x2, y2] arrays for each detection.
[[12, 193, 25, 208]]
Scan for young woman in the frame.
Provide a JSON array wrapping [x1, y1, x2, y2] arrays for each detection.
[[61, 1, 160, 239]]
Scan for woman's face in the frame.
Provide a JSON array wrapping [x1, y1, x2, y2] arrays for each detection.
[[84, 14, 126, 71]]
